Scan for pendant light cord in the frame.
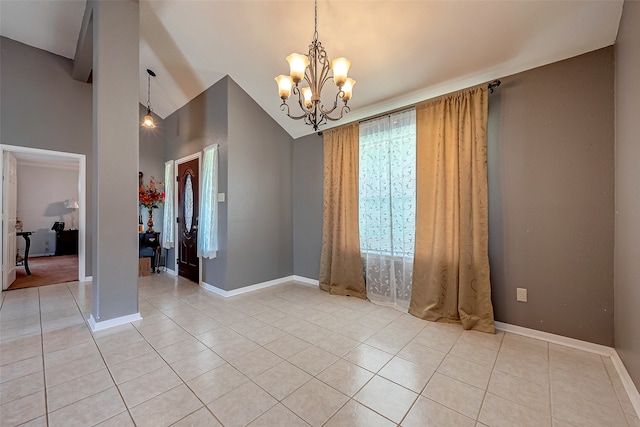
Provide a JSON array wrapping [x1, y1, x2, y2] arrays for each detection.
[[146, 74, 152, 113]]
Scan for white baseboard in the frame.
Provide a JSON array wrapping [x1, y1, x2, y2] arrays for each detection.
[[292, 275, 319, 286], [201, 275, 296, 297], [83, 276, 92, 282], [495, 321, 640, 417], [164, 268, 177, 276], [611, 351, 640, 418], [494, 321, 615, 356], [88, 312, 142, 331]]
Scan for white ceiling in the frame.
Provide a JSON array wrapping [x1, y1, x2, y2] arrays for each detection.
[[12, 151, 79, 170], [0, 0, 624, 139]]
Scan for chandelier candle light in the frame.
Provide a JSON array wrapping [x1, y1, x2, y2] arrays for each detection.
[[275, 0, 356, 131]]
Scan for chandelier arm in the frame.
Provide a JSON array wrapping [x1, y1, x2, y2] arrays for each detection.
[[320, 74, 333, 87], [316, 45, 330, 76], [316, 113, 328, 129], [292, 85, 310, 114], [321, 104, 351, 122], [279, 101, 308, 121], [307, 46, 319, 97], [318, 90, 346, 116]]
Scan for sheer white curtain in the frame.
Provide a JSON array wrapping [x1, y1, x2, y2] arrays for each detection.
[[198, 144, 219, 259], [162, 161, 175, 249], [359, 109, 416, 311]]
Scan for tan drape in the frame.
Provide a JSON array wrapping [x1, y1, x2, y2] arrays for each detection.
[[409, 85, 495, 333], [319, 123, 366, 299]]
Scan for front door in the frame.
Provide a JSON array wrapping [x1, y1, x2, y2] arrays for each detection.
[[2, 152, 17, 290], [177, 158, 199, 282]]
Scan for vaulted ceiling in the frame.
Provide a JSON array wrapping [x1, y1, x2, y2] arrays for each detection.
[[0, 0, 624, 139]]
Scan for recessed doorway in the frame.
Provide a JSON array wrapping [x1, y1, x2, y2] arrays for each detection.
[[1, 145, 86, 291]]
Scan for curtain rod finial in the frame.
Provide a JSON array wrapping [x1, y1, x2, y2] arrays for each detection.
[[488, 80, 502, 93]]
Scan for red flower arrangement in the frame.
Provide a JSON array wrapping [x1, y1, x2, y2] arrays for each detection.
[[139, 177, 165, 209]]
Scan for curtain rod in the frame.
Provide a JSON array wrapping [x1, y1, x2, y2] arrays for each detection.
[[317, 80, 502, 136]]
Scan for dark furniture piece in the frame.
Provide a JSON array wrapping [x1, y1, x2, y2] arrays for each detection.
[[17, 231, 34, 275], [56, 229, 78, 256], [139, 232, 161, 273]]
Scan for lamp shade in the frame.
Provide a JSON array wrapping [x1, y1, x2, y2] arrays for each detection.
[[275, 75, 293, 99], [331, 57, 351, 87], [342, 78, 356, 100], [142, 115, 156, 128], [302, 87, 313, 109], [65, 199, 79, 209], [286, 53, 310, 84]]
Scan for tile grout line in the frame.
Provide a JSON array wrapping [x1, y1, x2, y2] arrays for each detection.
[[152, 284, 402, 426], [64, 282, 137, 425], [31, 279, 629, 427], [37, 286, 51, 427], [133, 293, 243, 426], [467, 330, 497, 426]]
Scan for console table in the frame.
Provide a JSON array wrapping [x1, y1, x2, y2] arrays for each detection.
[[17, 231, 34, 275]]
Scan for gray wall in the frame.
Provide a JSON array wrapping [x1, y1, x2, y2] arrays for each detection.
[[0, 37, 94, 275], [614, 1, 640, 387], [163, 78, 229, 284], [226, 79, 293, 290], [163, 77, 293, 290], [1, 37, 168, 278], [293, 133, 323, 279], [488, 47, 615, 346], [292, 48, 616, 346]]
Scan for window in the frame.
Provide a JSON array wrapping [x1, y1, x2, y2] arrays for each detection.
[[359, 108, 416, 310]]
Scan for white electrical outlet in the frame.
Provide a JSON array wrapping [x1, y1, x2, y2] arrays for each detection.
[[516, 288, 528, 302]]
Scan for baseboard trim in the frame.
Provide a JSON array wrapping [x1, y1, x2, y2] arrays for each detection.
[[292, 275, 319, 286], [201, 275, 296, 297], [494, 321, 615, 356], [83, 276, 93, 282], [495, 321, 640, 417], [88, 312, 142, 332], [164, 268, 177, 276], [611, 351, 640, 418]]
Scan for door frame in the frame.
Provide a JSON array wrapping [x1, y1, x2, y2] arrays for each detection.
[[174, 152, 202, 285], [0, 144, 87, 290], [2, 152, 17, 289]]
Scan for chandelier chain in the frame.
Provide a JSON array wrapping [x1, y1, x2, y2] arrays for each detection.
[[313, 0, 318, 41]]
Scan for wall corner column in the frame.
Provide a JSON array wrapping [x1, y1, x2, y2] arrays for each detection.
[[90, 0, 141, 327]]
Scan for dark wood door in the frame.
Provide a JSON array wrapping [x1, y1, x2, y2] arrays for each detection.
[[177, 158, 199, 282]]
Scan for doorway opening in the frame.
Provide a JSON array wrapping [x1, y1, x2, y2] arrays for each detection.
[[1, 145, 86, 291]]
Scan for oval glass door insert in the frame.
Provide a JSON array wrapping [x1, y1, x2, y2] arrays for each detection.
[[184, 174, 194, 232]]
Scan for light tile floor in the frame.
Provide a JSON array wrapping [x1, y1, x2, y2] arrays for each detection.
[[0, 274, 638, 427]]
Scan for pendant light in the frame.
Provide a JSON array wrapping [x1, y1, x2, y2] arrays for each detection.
[[142, 69, 157, 128]]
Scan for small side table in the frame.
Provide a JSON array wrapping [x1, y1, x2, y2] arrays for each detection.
[[17, 231, 34, 275]]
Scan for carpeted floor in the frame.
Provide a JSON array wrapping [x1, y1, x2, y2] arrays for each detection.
[[7, 255, 79, 290]]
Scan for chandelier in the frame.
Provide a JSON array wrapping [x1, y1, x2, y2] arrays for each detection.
[[275, 0, 356, 131]]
